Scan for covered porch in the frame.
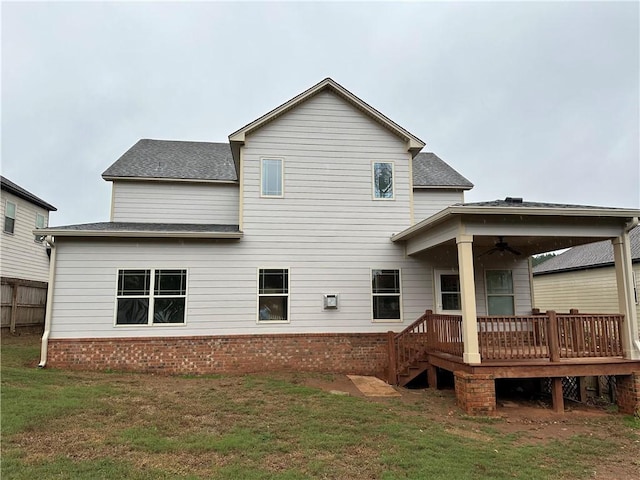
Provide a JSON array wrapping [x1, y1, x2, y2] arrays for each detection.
[[388, 199, 640, 414]]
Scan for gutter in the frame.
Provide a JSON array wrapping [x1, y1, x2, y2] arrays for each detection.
[[38, 236, 56, 368], [33, 230, 243, 239], [625, 217, 639, 233]]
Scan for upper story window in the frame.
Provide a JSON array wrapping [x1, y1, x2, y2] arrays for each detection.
[[4, 201, 16, 234], [485, 270, 515, 315], [372, 162, 394, 200], [258, 268, 289, 322], [261, 158, 284, 197], [116, 269, 187, 325], [34, 213, 45, 242], [371, 269, 402, 322]]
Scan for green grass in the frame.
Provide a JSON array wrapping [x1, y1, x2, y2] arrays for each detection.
[[1, 334, 637, 479]]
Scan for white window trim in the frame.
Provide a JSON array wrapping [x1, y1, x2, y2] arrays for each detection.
[[434, 269, 462, 315], [34, 213, 46, 243], [257, 267, 290, 324], [371, 268, 403, 323], [260, 157, 284, 198], [4, 200, 16, 235], [371, 161, 395, 201], [113, 268, 188, 327], [484, 269, 516, 316]]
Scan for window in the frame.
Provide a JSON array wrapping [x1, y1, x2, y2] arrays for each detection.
[[258, 268, 289, 322], [35, 213, 45, 242], [372, 162, 394, 199], [439, 274, 461, 311], [4, 201, 16, 234], [261, 158, 283, 197], [486, 270, 515, 315], [372, 269, 402, 321], [116, 269, 187, 325]]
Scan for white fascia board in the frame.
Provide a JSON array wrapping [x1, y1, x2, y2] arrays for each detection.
[[391, 205, 640, 242], [102, 176, 238, 185], [33, 229, 243, 239]]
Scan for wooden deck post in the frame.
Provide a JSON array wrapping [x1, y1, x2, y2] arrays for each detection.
[[547, 311, 560, 362], [551, 377, 564, 413], [387, 331, 397, 385]]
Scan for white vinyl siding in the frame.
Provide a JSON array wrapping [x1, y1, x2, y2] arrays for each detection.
[[111, 181, 239, 224], [413, 189, 464, 224], [48, 91, 438, 339], [534, 264, 640, 323], [0, 190, 51, 282], [46, 90, 535, 340]]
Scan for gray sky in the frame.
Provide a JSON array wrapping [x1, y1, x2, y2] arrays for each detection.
[[2, 1, 639, 227]]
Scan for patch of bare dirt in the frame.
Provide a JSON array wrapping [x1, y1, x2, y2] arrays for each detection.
[[295, 373, 640, 480]]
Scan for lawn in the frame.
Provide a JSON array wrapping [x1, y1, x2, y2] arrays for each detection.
[[1, 333, 638, 480]]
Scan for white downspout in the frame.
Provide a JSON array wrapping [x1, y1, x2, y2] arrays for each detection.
[[38, 235, 57, 368]]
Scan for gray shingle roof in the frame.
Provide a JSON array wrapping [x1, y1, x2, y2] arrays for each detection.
[[1, 176, 57, 211], [412, 153, 473, 189], [533, 226, 640, 275], [459, 199, 622, 210], [102, 140, 237, 181]]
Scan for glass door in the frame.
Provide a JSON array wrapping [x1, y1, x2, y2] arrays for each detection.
[[434, 270, 462, 315]]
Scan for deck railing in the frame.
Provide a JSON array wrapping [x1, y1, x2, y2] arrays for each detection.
[[388, 310, 625, 383]]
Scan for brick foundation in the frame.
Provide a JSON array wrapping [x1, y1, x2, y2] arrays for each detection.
[[46, 333, 389, 376], [454, 371, 496, 415], [615, 372, 640, 415]]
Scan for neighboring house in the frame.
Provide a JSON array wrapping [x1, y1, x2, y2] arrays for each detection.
[[35, 78, 640, 415], [1, 176, 57, 331], [533, 226, 640, 327]]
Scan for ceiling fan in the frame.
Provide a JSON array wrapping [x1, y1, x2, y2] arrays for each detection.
[[478, 237, 522, 257]]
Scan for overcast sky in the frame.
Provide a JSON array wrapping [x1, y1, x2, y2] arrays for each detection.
[[2, 1, 639, 227]]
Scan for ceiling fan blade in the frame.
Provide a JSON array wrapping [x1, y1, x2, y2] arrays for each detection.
[[477, 247, 498, 258], [505, 245, 522, 256]]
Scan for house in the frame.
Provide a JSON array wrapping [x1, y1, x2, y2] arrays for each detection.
[[1, 176, 57, 332], [35, 78, 640, 415], [532, 226, 640, 323]]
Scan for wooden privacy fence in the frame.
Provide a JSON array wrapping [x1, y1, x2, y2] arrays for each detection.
[[1, 277, 47, 333]]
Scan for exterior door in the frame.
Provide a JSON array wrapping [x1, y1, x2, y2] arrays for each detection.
[[434, 270, 462, 315]]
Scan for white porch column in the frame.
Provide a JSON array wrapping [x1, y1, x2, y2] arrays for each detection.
[[457, 234, 481, 364], [612, 234, 640, 360]]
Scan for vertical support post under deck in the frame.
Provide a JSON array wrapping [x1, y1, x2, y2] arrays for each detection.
[[457, 234, 481, 364], [612, 234, 640, 360], [551, 377, 564, 413]]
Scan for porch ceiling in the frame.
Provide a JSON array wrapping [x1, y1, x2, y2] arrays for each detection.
[[392, 203, 640, 257]]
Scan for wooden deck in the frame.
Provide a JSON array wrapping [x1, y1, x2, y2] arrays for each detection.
[[388, 310, 640, 386]]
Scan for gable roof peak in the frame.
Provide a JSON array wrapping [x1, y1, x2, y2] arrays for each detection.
[[228, 78, 425, 164]]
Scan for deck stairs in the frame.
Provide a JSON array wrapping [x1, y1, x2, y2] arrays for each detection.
[[388, 311, 433, 387]]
